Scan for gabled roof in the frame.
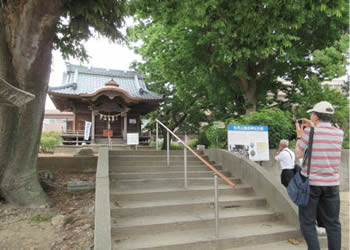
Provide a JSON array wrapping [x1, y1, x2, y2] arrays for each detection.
[[48, 63, 163, 101]]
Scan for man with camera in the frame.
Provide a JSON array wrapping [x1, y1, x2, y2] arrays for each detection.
[[295, 101, 344, 250]]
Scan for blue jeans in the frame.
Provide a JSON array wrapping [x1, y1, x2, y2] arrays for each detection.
[[299, 185, 341, 250]]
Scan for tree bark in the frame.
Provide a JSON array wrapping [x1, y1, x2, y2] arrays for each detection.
[[0, 0, 63, 206], [161, 128, 170, 150], [238, 76, 257, 115]]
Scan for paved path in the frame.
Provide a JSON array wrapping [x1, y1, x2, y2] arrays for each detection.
[[227, 191, 349, 250]]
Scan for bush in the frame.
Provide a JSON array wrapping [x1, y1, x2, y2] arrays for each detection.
[[187, 138, 199, 149], [205, 124, 227, 149], [233, 108, 295, 149], [170, 143, 184, 150], [151, 141, 185, 150], [40, 131, 61, 152]]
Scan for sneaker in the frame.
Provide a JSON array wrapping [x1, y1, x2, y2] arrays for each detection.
[[316, 226, 326, 236]]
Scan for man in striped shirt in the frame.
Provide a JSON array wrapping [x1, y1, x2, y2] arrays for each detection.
[[295, 101, 344, 250]]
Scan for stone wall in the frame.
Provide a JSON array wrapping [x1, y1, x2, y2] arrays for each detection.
[[37, 155, 97, 173]]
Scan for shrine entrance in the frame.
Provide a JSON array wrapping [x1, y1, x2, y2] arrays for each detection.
[[95, 112, 123, 138]]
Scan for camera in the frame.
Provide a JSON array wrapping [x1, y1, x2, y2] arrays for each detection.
[[297, 119, 303, 125]]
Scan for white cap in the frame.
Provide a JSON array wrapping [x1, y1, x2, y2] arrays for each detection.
[[307, 101, 334, 114]]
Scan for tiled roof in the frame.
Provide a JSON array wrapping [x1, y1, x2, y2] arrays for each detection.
[[49, 63, 163, 101]]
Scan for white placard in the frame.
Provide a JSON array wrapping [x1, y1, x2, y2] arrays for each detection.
[[127, 133, 139, 145], [129, 118, 137, 124], [84, 121, 91, 141], [227, 124, 269, 161]]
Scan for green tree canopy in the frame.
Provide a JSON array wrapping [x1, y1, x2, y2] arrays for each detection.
[[54, 0, 127, 61], [128, 0, 349, 115]]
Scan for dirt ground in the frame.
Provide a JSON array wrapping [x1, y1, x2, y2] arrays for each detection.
[[0, 172, 95, 250]]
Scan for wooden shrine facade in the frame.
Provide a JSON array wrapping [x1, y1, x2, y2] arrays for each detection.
[[48, 63, 162, 144]]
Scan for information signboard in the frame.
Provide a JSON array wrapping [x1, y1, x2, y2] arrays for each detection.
[[227, 124, 269, 161], [127, 133, 139, 145]]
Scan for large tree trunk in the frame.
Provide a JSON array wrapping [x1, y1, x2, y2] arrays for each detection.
[[161, 128, 171, 150], [238, 76, 257, 115], [0, 0, 63, 207]]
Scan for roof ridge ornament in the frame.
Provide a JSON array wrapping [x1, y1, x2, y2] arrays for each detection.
[[105, 79, 119, 87], [134, 74, 146, 95]]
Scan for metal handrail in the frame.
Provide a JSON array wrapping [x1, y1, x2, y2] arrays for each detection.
[[155, 119, 235, 188]]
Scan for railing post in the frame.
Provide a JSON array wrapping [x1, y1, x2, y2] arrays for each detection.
[[184, 134, 188, 189], [214, 173, 219, 238], [155, 118, 236, 188], [167, 131, 170, 167], [156, 122, 159, 150]]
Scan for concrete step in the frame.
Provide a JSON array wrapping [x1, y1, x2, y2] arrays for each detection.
[[109, 160, 207, 167], [109, 155, 201, 161], [109, 150, 198, 156], [95, 137, 123, 144], [111, 193, 263, 209], [109, 170, 231, 180], [230, 237, 328, 250], [111, 194, 267, 217], [108, 150, 300, 250], [112, 207, 280, 237], [110, 177, 241, 190], [112, 221, 300, 250], [111, 183, 252, 201], [109, 165, 222, 173]]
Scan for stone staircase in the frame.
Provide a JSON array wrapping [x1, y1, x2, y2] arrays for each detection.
[[109, 150, 300, 250], [95, 137, 124, 144]]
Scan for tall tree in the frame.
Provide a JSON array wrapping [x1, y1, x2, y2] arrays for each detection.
[[131, 60, 209, 149], [128, 0, 348, 114], [0, 0, 126, 207]]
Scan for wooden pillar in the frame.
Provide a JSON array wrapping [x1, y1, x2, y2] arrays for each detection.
[[91, 110, 95, 144], [73, 113, 76, 132], [123, 112, 128, 142], [138, 115, 141, 134]]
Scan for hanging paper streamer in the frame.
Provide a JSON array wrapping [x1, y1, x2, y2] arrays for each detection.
[[97, 112, 123, 122]]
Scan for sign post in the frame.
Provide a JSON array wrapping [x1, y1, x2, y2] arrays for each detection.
[[127, 133, 139, 145], [227, 124, 269, 161]]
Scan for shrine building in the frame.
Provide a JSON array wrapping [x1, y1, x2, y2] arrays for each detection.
[[48, 63, 163, 144]]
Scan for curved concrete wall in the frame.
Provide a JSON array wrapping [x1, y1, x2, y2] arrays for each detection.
[[204, 149, 299, 227], [262, 149, 349, 191]]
